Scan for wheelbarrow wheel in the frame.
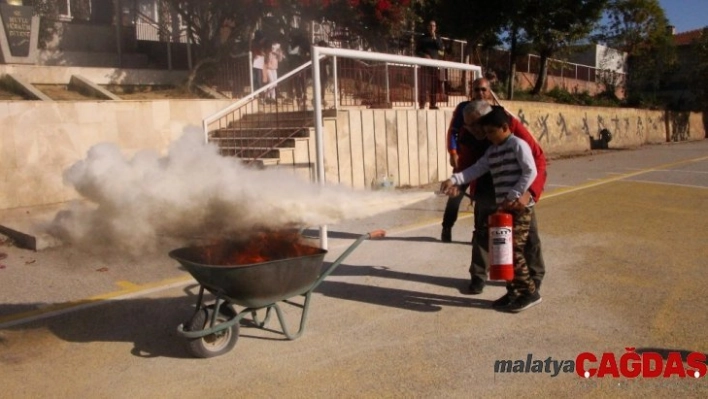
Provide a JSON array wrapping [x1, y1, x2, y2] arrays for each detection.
[[185, 304, 239, 358]]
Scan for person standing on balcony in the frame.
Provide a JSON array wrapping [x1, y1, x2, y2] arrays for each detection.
[[415, 20, 443, 110], [316, 40, 331, 106], [288, 30, 311, 107], [251, 30, 266, 94], [264, 40, 285, 104]]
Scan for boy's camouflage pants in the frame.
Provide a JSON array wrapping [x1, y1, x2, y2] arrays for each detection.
[[508, 207, 537, 295]]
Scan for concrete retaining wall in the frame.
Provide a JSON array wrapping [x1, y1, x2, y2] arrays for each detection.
[[0, 99, 230, 210], [324, 102, 704, 189], [0, 64, 187, 85], [0, 99, 704, 210]]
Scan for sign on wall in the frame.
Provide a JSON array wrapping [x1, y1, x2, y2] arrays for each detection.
[[0, 3, 38, 64], [0, 4, 32, 57]]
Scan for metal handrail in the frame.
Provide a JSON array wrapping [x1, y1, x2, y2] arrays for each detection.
[[202, 56, 324, 142]]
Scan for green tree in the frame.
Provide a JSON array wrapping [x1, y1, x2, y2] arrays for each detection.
[[520, 0, 607, 95], [437, 0, 506, 46], [312, 0, 415, 51], [163, 0, 265, 90], [691, 28, 708, 110], [164, 0, 415, 90], [435, 0, 525, 98], [597, 0, 675, 106]]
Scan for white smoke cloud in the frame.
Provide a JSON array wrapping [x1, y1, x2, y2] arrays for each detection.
[[43, 132, 432, 255]]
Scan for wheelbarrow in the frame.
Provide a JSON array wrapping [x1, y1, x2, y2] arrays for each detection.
[[170, 230, 386, 358]]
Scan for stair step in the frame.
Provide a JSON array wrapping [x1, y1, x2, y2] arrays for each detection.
[[239, 158, 281, 167], [240, 109, 336, 122], [237, 119, 312, 126], [211, 137, 298, 148], [242, 111, 313, 120], [217, 147, 291, 158], [210, 127, 311, 139]]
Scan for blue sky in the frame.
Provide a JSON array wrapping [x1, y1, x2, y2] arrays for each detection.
[[658, 0, 707, 32]]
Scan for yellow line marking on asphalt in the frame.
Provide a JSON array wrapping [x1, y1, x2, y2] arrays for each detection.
[[115, 280, 140, 290], [652, 169, 708, 174], [540, 155, 708, 199], [624, 179, 708, 190], [4, 154, 707, 328], [0, 276, 193, 328], [334, 156, 708, 237]]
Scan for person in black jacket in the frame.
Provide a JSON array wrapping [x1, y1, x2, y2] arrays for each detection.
[[415, 20, 443, 109]]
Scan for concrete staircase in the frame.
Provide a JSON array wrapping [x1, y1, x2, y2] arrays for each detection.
[[208, 110, 336, 180]]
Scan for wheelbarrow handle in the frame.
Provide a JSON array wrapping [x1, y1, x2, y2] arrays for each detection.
[[367, 229, 386, 239], [310, 230, 385, 291]]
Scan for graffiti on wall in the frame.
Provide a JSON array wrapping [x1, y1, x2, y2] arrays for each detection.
[[557, 113, 569, 138], [514, 106, 669, 145], [536, 114, 550, 142], [582, 113, 591, 137], [669, 111, 691, 141], [517, 109, 530, 127]]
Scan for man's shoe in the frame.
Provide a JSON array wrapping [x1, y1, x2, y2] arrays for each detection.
[[505, 291, 542, 313], [468, 277, 485, 295], [429, 105, 439, 110], [441, 227, 452, 243], [492, 292, 519, 309]]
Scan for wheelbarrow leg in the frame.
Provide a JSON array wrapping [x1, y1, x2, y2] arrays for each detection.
[[249, 307, 273, 328], [273, 291, 313, 340], [254, 230, 385, 340], [245, 292, 312, 340]]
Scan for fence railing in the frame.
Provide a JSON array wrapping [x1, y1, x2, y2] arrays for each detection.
[[134, 10, 188, 43], [478, 48, 627, 87], [208, 51, 476, 107], [133, 10, 192, 70]]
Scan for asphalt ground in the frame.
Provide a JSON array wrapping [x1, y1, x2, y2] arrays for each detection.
[[1, 140, 707, 398]]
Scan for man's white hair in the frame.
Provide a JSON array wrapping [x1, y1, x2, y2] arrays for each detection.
[[462, 100, 492, 125]]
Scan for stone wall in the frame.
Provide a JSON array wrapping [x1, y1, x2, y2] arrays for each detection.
[[0, 99, 704, 210]]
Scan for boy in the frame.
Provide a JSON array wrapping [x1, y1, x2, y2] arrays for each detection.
[[440, 106, 541, 313]]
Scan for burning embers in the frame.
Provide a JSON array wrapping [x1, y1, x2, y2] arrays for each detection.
[[195, 230, 322, 267]]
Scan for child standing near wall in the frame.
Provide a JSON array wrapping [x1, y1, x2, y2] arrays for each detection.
[[264, 41, 285, 103], [440, 106, 542, 313]]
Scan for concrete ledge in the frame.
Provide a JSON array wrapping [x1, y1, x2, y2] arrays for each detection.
[[0, 64, 188, 85], [69, 75, 121, 100], [196, 85, 229, 99], [0, 74, 53, 101], [0, 204, 64, 251]]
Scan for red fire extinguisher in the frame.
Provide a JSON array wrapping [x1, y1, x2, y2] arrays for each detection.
[[488, 212, 514, 281]]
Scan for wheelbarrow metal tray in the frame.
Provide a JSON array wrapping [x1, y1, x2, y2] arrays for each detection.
[[169, 246, 327, 309]]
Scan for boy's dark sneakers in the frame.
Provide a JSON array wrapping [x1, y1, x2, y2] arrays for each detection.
[[441, 227, 452, 243], [505, 291, 542, 313], [492, 292, 519, 309], [468, 277, 485, 295]]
